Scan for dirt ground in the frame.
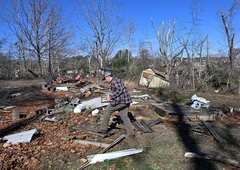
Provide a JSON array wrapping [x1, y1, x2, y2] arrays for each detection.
[[0, 78, 240, 170]]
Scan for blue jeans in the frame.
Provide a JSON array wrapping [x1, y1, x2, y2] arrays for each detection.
[[100, 103, 134, 136]]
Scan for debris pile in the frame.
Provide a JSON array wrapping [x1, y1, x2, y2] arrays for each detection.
[[0, 78, 240, 169]]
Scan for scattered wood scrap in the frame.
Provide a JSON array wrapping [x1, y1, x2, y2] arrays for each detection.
[[77, 135, 125, 170], [148, 118, 163, 127], [132, 119, 153, 133], [73, 139, 110, 148], [0, 114, 43, 136], [152, 103, 215, 121], [184, 152, 240, 168], [116, 118, 163, 133], [200, 120, 222, 143], [72, 124, 108, 138]]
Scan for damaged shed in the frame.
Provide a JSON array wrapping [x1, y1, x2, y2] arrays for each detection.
[[139, 68, 170, 88]]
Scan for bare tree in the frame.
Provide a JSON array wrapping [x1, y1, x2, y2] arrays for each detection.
[[218, 0, 240, 91], [151, 18, 184, 81], [0, 38, 11, 78], [0, 0, 29, 76], [1, 0, 71, 77], [45, 5, 72, 76], [218, 0, 240, 69], [75, 0, 123, 76], [150, 0, 206, 91], [123, 18, 137, 62]]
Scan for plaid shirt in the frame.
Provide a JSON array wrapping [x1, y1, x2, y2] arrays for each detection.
[[109, 77, 132, 105]]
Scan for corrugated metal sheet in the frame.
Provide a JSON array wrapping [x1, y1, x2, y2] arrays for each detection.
[[81, 97, 109, 109], [3, 129, 36, 144], [87, 148, 143, 164]]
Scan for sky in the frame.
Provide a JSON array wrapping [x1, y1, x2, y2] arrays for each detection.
[[56, 0, 237, 56], [118, 0, 234, 54], [1, 0, 238, 57]]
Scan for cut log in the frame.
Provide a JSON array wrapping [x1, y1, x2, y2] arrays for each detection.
[[184, 152, 240, 168]]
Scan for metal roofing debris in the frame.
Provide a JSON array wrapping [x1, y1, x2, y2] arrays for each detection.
[[44, 116, 60, 122], [55, 87, 68, 91], [132, 89, 141, 93], [11, 93, 21, 97], [2, 106, 16, 110], [77, 97, 109, 110], [3, 129, 36, 144], [132, 94, 151, 100], [77, 135, 125, 170], [131, 101, 139, 105], [87, 148, 143, 164]]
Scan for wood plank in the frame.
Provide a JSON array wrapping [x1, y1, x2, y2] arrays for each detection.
[[73, 139, 110, 148], [0, 112, 44, 136], [132, 120, 153, 133], [152, 103, 201, 115], [72, 124, 107, 137], [139, 119, 153, 132], [152, 103, 215, 122], [148, 118, 163, 127], [77, 135, 125, 170], [201, 120, 222, 143], [133, 121, 150, 133]]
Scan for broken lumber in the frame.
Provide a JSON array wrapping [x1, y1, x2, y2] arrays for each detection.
[[77, 135, 125, 170], [73, 139, 110, 148], [184, 152, 240, 168], [201, 120, 222, 143], [132, 120, 153, 133], [72, 124, 108, 137], [0, 115, 39, 136], [148, 118, 163, 127], [79, 84, 103, 93]]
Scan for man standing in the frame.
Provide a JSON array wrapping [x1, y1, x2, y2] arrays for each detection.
[[98, 71, 135, 138]]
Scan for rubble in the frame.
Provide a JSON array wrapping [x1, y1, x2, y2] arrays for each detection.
[[0, 78, 240, 169]]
